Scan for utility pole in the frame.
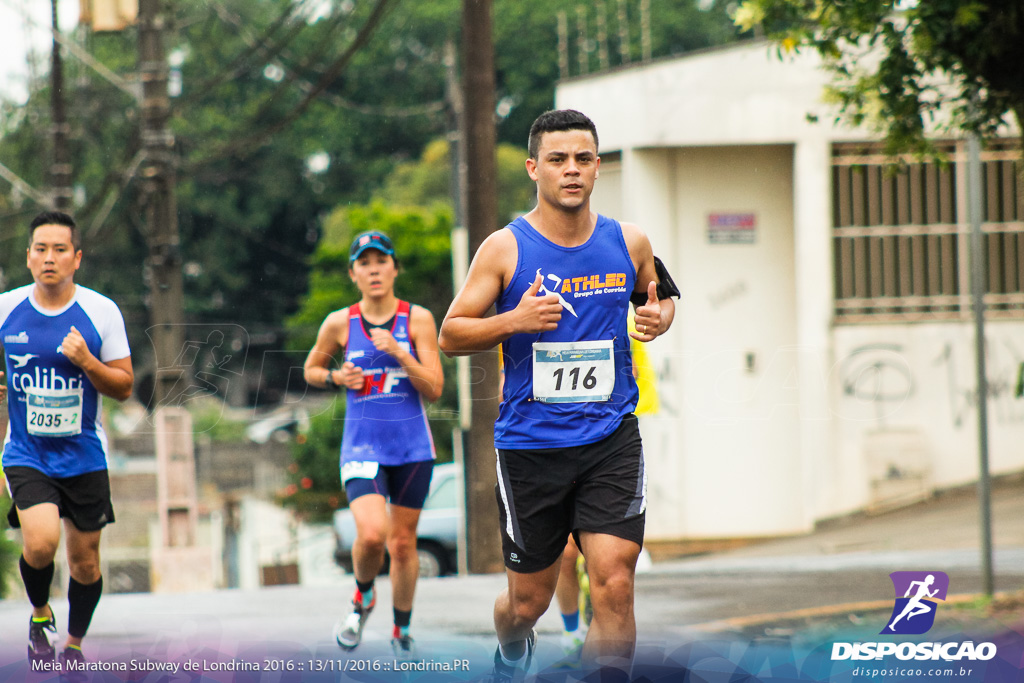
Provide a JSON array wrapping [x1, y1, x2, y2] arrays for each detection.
[[137, 0, 185, 407], [138, 0, 207, 593], [967, 133, 994, 597], [461, 0, 503, 574], [49, 0, 72, 210]]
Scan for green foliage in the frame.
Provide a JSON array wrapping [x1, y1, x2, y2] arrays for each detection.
[[286, 201, 455, 350], [376, 137, 536, 225], [190, 403, 249, 442], [1, 0, 740, 402], [0, 490, 19, 599], [734, 0, 1024, 155], [492, 0, 741, 145], [280, 397, 346, 522]]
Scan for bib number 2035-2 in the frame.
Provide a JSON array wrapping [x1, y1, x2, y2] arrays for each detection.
[[25, 386, 84, 438]]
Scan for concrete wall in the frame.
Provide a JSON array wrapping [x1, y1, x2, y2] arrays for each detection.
[[591, 144, 807, 539], [831, 322, 1024, 513], [559, 41, 1024, 540]]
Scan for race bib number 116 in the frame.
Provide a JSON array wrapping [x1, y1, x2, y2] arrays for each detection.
[[532, 340, 615, 403]]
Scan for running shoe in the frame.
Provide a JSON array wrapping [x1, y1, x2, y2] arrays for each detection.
[[487, 629, 536, 682], [551, 627, 586, 670], [391, 628, 418, 662], [27, 612, 58, 664], [334, 591, 375, 650], [560, 628, 585, 657], [58, 646, 88, 683], [576, 555, 593, 627]]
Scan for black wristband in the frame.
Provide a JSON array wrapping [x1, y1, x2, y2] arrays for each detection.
[[324, 370, 339, 391]]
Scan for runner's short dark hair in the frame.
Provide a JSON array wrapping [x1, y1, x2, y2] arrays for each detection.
[[29, 211, 80, 250], [528, 109, 599, 159]]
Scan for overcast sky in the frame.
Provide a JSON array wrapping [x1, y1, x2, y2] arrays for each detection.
[[0, 0, 79, 103]]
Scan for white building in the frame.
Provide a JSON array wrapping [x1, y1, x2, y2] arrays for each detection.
[[555, 41, 1024, 541]]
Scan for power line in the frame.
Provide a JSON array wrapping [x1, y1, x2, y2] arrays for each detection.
[[178, 0, 309, 107], [0, 159, 51, 205], [0, 0, 136, 97], [208, 0, 442, 119], [185, 0, 401, 169]]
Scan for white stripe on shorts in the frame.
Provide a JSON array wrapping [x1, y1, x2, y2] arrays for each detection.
[[495, 449, 516, 542]]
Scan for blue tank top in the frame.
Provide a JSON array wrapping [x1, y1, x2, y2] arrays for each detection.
[[340, 300, 435, 465], [494, 215, 638, 449]]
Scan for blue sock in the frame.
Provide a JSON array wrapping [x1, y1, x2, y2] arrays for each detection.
[[561, 610, 580, 632]]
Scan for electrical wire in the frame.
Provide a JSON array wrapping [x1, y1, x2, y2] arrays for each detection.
[[178, 0, 310, 106], [184, 0, 401, 170]]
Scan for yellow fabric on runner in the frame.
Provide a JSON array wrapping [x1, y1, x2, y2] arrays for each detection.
[[628, 317, 659, 415]]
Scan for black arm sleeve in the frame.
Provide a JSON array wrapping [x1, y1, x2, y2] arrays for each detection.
[[630, 256, 680, 306]]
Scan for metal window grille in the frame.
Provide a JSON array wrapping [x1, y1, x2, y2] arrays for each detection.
[[832, 141, 1024, 323]]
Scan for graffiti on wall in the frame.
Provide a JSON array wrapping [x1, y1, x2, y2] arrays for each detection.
[[838, 336, 1024, 429], [933, 338, 1024, 428], [839, 344, 914, 427]]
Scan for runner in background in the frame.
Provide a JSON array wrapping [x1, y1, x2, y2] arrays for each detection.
[[1, 211, 134, 680], [303, 230, 444, 661]]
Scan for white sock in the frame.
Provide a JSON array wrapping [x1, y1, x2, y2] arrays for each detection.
[[498, 641, 528, 667]]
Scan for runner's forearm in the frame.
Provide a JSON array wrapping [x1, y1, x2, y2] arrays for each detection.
[[77, 356, 133, 401], [438, 313, 519, 357]]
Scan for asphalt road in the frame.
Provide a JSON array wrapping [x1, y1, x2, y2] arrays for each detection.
[[3, 478, 1024, 681]]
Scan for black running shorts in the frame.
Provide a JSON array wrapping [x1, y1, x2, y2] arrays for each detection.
[[343, 459, 434, 509], [5, 466, 115, 532], [495, 414, 646, 573]]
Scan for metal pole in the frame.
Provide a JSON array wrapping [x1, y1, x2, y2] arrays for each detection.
[[444, 42, 472, 576], [967, 133, 994, 596], [640, 0, 651, 62], [138, 0, 186, 407], [49, 0, 72, 210], [576, 6, 589, 76], [461, 0, 503, 574], [616, 0, 630, 65], [557, 11, 569, 80], [596, 2, 609, 71]]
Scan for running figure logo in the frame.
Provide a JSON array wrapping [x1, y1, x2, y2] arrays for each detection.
[[883, 571, 949, 635], [536, 269, 578, 318]]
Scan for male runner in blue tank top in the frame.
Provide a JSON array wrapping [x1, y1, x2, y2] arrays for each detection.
[[303, 230, 444, 661], [1, 211, 134, 679], [439, 109, 675, 682]]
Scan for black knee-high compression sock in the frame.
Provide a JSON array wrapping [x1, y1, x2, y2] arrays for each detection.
[[67, 576, 103, 639], [19, 556, 54, 609]]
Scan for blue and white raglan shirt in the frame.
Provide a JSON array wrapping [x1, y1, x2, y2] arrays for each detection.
[[1, 284, 131, 478]]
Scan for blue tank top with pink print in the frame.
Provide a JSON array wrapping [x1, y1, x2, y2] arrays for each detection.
[[340, 300, 435, 465]]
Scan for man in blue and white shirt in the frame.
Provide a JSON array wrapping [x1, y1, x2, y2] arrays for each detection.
[[1, 211, 133, 673]]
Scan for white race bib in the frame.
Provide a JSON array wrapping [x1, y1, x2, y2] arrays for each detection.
[[532, 340, 615, 403], [25, 386, 83, 437], [341, 460, 380, 483]]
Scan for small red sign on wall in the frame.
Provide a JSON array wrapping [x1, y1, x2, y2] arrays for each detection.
[[708, 213, 757, 244]]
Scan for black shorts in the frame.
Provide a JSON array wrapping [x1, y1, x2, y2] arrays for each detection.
[[495, 414, 646, 573], [5, 466, 115, 532], [343, 460, 434, 510]]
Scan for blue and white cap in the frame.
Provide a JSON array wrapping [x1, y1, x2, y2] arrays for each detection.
[[349, 231, 395, 262]]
